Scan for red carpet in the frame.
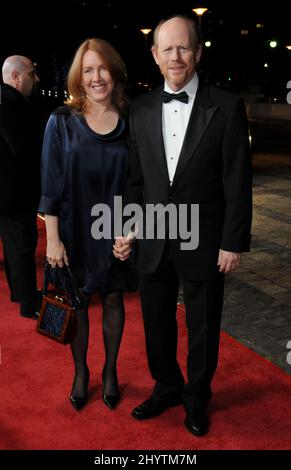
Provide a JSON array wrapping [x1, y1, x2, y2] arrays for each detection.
[[0, 219, 291, 450]]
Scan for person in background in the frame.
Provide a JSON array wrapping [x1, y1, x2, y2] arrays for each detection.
[[115, 15, 252, 437], [40, 38, 135, 412], [0, 55, 42, 320]]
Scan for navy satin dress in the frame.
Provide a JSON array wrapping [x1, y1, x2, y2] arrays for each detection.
[[40, 106, 136, 294]]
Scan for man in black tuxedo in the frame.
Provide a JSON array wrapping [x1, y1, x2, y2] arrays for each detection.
[[115, 15, 252, 436], [0, 55, 42, 319]]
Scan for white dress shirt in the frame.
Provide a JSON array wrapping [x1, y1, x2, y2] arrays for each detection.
[[162, 73, 199, 185]]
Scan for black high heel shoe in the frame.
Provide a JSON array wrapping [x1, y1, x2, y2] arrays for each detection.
[[70, 367, 90, 411], [102, 369, 120, 410], [102, 392, 120, 410]]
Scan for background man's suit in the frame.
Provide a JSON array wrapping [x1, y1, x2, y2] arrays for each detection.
[[0, 83, 42, 314]]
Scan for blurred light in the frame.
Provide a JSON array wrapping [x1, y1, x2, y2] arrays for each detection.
[[227, 76, 231, 81], [192, 8, 208, 16], [264, 63, 269, 68], [241, 30, 249, 35], [256, 23, 264, 28], [205, 41, 212, 47], [286, 45, 291, 51], [140, 28, 152, 35], [270, 41, 277, 48]]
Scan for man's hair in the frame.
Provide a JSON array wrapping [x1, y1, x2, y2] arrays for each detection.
[[2, 55, 31, 82], [153, 15, 201, 49]]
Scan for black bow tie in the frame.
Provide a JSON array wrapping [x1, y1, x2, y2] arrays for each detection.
[[161, 90, 189, 104]]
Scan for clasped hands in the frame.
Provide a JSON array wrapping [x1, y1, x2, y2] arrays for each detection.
[[113, 235, 134, 261]]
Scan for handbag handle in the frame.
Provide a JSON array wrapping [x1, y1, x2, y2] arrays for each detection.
[[43, 261, 83, 309]]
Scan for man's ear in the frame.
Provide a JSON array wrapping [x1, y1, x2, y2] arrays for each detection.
[[151, 46, 159, 65], [195, 45, 202, 64], [11, 70, 21, 90], [11, 70, 19, 80]]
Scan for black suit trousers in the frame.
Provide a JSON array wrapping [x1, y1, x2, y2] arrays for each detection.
[[0, 211, 38, 305], [138, 247, 224, 414]]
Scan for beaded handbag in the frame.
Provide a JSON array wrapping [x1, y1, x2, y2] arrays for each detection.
[[36, 262, 82, 345]]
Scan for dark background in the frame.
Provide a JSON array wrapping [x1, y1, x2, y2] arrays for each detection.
[[1, 0, 291, 100]]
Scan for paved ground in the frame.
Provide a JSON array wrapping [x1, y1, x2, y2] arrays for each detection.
[[181, 118, 291, 374]]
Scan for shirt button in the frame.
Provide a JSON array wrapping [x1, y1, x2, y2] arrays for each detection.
[[173, 134, 176, 137]]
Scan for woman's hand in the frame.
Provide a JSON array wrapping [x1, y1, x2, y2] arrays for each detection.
[[46, 239, 69, 268]]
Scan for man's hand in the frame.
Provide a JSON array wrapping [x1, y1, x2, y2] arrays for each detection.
[[113, 236, 133, 261], [217, 249, 241, 273]]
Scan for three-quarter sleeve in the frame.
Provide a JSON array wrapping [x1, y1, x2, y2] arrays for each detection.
[[39, 113, 64, 215]]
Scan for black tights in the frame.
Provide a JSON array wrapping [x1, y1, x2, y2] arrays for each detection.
[[70, 291, 125, 397]]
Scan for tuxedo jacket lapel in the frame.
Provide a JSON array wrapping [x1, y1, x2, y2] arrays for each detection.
[[144, 87, 170, 183], [172, 83, 218, 187]]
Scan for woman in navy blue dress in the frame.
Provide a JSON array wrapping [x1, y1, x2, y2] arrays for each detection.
[[40, 38, 135, 411]]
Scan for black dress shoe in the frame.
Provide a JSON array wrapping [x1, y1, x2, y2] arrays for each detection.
[[20, 292, 42, 320], [20, 310, 39, 320], [103, 393, 120, 410], [184, 411, 209, 437], [131, 395, 182, 420]]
